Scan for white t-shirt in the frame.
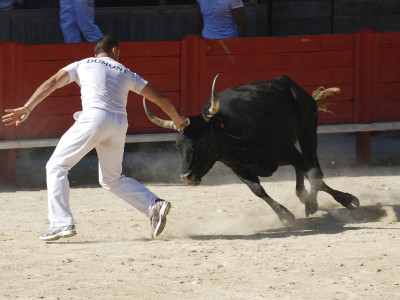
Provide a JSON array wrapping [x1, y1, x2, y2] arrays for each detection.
[[197, 0, 244, 39], [62, 57, 148, 114]]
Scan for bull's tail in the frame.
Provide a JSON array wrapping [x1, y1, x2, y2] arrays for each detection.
[[312, 87, 340, 113]]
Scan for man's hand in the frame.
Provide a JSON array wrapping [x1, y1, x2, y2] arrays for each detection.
[[2, 106, 31, 127], [174, 117, 190, 132], [141, 84, 190, 131]]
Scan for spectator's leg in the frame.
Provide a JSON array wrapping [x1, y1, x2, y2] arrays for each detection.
[[59, 0, 82, 43], [73, 0, 103, 42]]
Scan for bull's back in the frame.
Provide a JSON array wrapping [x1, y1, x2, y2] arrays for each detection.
[[206, 76, 316, 143]]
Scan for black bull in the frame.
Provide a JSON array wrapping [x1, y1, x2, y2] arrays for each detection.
[[144, 75, 360, 223]]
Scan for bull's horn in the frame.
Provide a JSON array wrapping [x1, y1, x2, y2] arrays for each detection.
[[143, 97, 175, 130], [208, 74, 220, 116]]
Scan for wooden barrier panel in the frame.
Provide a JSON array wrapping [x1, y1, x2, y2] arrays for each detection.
[[0, 4, 267, 44], [270, 0, 332, 35], [1, 42, 19, 185], [1, 32, 400, 184], [0, 43, 4, 141], [17, 43, 92, 139], [334, 0, 400, 34], [374, 32, 400, 122], [198, 35, 356, 124], [120, 41, 182, 134], [6, 32, 400, 140], [14, 41, 182, 139]]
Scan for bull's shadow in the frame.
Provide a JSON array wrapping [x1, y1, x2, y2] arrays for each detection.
[[188, 204, 400, 241]]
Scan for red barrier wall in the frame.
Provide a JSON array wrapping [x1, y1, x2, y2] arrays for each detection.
[[2, 31, 400, 140], [199, 34, 356, 124], [8, 41, 183, 139], [1, 31, 400, 184]]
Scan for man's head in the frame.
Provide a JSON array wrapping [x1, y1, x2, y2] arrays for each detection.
[[94, 35, 120, 61]]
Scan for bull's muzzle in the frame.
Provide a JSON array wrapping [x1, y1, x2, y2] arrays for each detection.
[[180, 173, 201, 186]]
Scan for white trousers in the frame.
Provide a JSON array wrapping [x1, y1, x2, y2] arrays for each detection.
[[59, 0, 103, 43], [46, 108, 158, 227]]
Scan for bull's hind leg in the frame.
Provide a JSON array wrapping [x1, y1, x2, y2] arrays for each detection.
[[298, 126, 360, 211], [278, 140, 321, 216], [299, 166, 360, 213], [234, 171, 295, 224], [294, 168, 319, 216], [297, 125, 326, 216], [319, 181, 360, 209]]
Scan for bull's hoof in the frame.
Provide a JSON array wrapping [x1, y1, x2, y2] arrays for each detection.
[[296, 189, 308, 204], [305, 199, 318, 217], [342, 193, 360, 210], [278, 208, 296, 225], [180, 176, 201, 186]]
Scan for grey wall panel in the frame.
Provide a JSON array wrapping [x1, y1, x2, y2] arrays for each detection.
[[334, 15, 400, 33]]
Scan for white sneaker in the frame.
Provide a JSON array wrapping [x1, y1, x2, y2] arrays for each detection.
[[39, 225, 76, 241], [150, 199, 171, 239]]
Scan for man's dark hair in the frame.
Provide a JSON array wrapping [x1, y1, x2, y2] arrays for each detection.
[[94, 35, 119, 55]]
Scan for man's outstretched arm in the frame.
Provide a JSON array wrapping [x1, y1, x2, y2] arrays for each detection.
[[140, 83, 189, 131], [2, 69, 70, 127]]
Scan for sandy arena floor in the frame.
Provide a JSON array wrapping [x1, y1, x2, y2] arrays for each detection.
[[1, 164, 399, 299]]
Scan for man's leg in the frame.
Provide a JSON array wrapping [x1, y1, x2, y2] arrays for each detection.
[[45, 110, 107, 227], [96, 112, 158, 217], [73, 0, 103, 42], [96, 112, 171, 238], [59, 0, 82, 43]]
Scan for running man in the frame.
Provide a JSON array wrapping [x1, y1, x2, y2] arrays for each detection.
[[2, 35, 189, 241]]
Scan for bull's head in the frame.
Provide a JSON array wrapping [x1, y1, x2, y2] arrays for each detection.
[[143, 74, 221, 186]]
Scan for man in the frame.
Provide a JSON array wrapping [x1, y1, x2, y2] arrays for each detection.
[[2, 35, 189, 241], [196, 0, 247, 39], [60, 0, 103, 43]]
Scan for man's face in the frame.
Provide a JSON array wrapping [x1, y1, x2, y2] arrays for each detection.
[[112, 47, 120, 61]]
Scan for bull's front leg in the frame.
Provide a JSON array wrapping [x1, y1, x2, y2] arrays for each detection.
[[295, 168, 308, 203], [234, 171, 295, 224]]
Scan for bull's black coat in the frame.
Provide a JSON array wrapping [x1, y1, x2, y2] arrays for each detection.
[[160, 75, 359, 222]]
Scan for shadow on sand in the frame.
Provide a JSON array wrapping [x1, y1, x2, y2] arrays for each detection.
[[44, 205, 399, 244], [188, 204, 400, 241]]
